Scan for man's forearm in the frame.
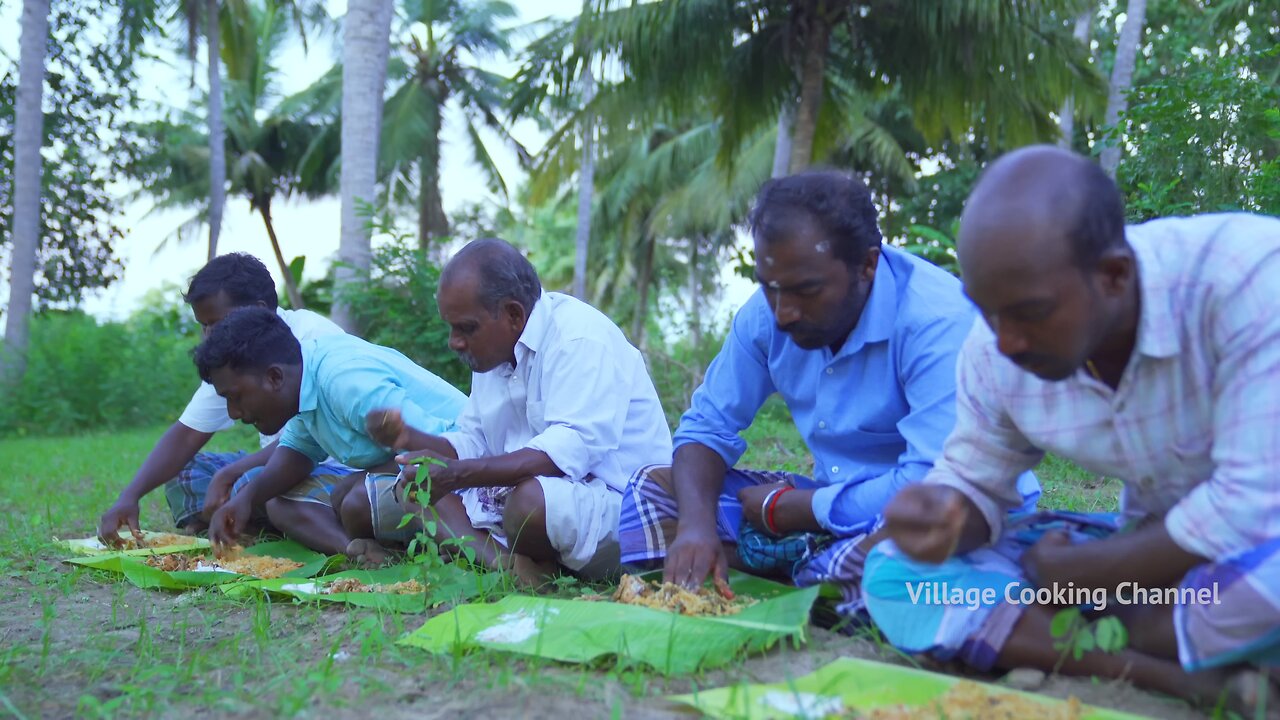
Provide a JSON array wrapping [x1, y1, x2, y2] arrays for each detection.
[[1053, 524, 1206, 591], [118, 422, 213, 502], [672, 443, 728, 532], [400, 428, 460, 459], [242, 447, 317, 505], [458, 448, 560, 487], [952, 490, 993, 556]]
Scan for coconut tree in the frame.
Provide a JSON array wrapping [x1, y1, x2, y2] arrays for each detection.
[[2, 0, 51, 380], [380, 0, 529, 251], [1100, 0, 1148, 178], [332, 0, 395, 331], [128, 0, 338, 308]]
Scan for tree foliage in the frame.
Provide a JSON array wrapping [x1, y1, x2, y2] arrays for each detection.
[[0, 0, 142, 313]]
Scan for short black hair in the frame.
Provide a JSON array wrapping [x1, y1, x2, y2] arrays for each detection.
[[1065, 159, 1128, 270], [184, 253, 279, 310], [194, 307, 301, 383], [747, 170, 883, 267], [442, 238, 542, 314]]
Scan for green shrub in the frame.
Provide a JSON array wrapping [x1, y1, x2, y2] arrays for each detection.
[[0, 309, 199, 436], [337, 234, 472, 393]]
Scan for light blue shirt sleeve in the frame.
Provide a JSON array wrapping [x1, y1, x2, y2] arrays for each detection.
[[330, 358, 458, 439], [810, 313, 972, 535], [278, 417, 326, 466], [672, 301, 778, 467]]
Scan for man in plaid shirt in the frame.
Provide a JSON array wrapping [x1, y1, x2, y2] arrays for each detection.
[[864, 145, 1280, 713]]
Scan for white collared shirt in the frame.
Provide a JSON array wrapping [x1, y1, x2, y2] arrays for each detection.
[[178, 308, 345, 447], [928, 213, 1280, 561], [441, 292, 673, 492]]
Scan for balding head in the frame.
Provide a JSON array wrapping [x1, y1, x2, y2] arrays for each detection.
[[956, 146, 1137, 383], [437, 238, 543, 373], [440, 238, 542, 315], [960, 145, 1126, 274]]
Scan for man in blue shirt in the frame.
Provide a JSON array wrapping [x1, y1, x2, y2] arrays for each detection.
[[199, 307, 467, 556], [618, 170, 1037, 615]]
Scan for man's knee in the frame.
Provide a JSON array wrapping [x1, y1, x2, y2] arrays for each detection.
[[503, 480, 549, 552], [340, 482, 372, 536]]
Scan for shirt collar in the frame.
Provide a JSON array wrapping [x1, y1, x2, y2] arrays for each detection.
[[297, 338, 319, 412], [836, 249, 897, 358], [515, 291, 550, 361], [1128, 232, 1181, 359]]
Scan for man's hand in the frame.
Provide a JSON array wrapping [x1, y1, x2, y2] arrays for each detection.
[[394, 450, 465, 505], [208, 493, 254, 556], [882, 484, 971, 564], [663, 523, 732, 597], [200, 467, 243, 523], [737, 482, 789, 532], [1021, 529, 1076, 588], [366, 407, 409, 449], [97, 500, 145, 547]]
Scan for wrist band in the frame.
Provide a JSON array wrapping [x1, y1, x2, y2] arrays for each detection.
[[764, 486, 794, 536], [759, 488, 783, 532]]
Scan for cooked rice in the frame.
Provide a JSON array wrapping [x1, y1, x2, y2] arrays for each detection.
[[118, 533, 198, 550], [601, 573, 756, 616], [143, 552, 303, 579], [323, 578, 426, 595], [846, 681, 1082, 720]]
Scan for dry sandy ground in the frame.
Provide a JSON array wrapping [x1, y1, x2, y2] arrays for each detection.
[[0, 565, 1212, 720]]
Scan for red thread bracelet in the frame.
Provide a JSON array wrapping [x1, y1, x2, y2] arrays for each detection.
[[765, 486, 794, 536]]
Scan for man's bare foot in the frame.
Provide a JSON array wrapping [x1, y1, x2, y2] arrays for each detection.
[[346, 538, 391, 568]]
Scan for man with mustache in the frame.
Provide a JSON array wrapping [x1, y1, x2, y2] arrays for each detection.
[[198, 307, 466, 556], [618, 170, 1038, 614], [353, 238, 672, 584], [864, 146, 1280, 713]]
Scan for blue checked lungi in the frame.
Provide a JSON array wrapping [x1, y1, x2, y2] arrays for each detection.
[[163, 451, 355, 529], [618, 464, 875, 618], [863, 511, 1280, 672]]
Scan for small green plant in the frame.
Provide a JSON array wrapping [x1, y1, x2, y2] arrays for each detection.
[[1050, 607, 1129, 667]]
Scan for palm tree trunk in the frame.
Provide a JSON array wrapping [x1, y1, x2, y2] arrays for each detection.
[[418, 113, 448, 253], [772, 102, 794, 178], [688, 236, 701, 347], [206, 0, 226, 261], [333, 0, 394, 332], [573, 66, 596, 299], [1101, 0, 1147, 178], [256, 199, 305, 310], [2, 0, 51, 381], [788, 0, 831, 174], [630, 232, 656, 345], [1058, 8, 1094, 149]]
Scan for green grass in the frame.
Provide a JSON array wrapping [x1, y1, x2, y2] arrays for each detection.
[[0, 411, 1117, 718]]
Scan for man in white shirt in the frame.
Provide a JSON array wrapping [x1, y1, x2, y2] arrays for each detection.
[[96, 253, 352, 544], [352, 238, 672, 583], [865, 146, 1280, 713]]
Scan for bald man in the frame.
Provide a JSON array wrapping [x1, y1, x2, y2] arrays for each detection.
[[862, 146, 1280, 712], [350, 238, 672, 584]]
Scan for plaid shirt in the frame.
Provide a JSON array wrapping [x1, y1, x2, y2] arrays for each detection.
[[929, 213, 1280, 562]]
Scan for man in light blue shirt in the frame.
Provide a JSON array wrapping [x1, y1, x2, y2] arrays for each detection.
[[199, 307, 467, 555], [619, 170, 1037, 617]]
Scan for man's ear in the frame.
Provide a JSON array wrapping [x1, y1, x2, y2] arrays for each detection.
[[503, 299, 529, 332], [264, 365, 287, 391], [860, 246, 882, 282], [1096, 248, 1133, 298]]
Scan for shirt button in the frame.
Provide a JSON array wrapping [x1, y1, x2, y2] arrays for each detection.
[[825, 368, 834, 375], [831, 466, 840, 474], [818, 421, 827, 429]]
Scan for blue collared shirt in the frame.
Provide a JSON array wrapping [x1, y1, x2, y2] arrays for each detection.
[[279, 334, 468, 468], [674, 245, 1039, 536]]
